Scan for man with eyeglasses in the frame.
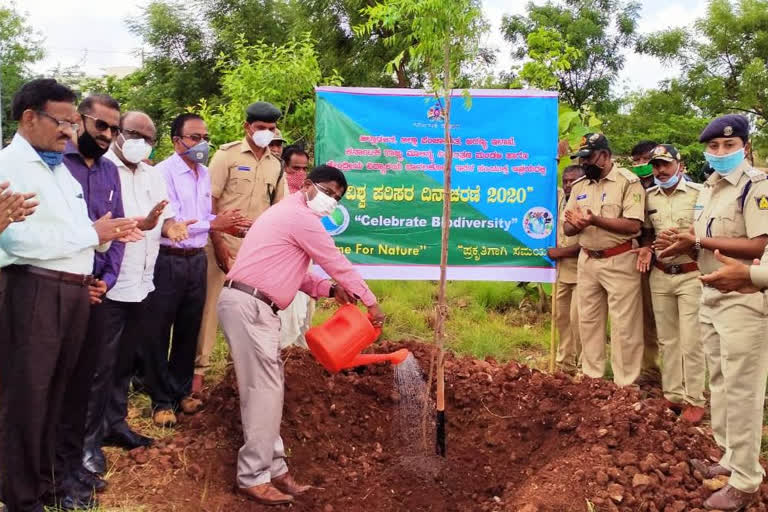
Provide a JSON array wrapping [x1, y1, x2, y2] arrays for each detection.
[[217, 165, 385, 505], [0, 79, 137, 512], [195, 102, 285, 394], [71, 112, 198, 480], [144, 113, 248, 429], [54, 94, 146, 505]]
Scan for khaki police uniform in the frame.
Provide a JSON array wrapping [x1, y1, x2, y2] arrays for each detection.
[[639, 271, 661, 382], [644, 179, 706, 406], [555, 188, 581, 374], [196, 138, 285, 376], [750, 246, 768, 289], [565, 164, 646, 386], [695, 160, 768, 493]]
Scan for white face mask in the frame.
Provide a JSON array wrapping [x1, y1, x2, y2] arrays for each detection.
[[120, 136, 153, 164], [251, 129, 274, 148], [306, 184, 338, 217]]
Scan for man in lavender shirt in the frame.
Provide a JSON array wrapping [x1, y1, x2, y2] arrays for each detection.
[[144, 113, 247, 428]]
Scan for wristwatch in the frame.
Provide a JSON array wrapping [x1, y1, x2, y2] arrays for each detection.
[[694, 237, 702, 252]]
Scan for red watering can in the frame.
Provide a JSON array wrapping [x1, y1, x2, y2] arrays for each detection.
[[305, 304, 410, 373]]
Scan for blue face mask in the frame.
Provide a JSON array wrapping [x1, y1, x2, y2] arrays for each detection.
[[704, 148, 745, 175], [36, 150, 64, 169], [654, 170, 680, 190]]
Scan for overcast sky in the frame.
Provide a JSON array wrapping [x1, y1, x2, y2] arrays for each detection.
[[21, 0, 707, 93]]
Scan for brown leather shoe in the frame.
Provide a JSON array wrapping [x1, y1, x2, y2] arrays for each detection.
[[681, 405, 707, 424], [153, 409, 177, 427], [272, 472, 311, 496], [704, 484, 756, 510], [191, 374, 204, 394], [237, 483, 294, 505], [180, 396, 203, 415], [691, 459, 731, 479]]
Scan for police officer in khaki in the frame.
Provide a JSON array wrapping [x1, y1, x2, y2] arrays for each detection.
[[564, 133, 646, 387], [548, 164, 584, 375], [635, 144, 706, 423], [658, 115, 768, 510], [195, 102, 285, 391], [630, 141, 663, 388]]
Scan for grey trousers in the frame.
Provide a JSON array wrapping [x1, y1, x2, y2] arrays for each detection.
[[217, 287, 288, 488]]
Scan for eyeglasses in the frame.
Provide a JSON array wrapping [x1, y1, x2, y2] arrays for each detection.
[[316, 183, 343, 202], [122, 128, 157, 146], [82, 114, 120, 135], [180, 133, 210, 143], [35, 110, 79, 132]]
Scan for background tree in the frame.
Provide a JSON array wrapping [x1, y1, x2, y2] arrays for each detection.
[[602, 82, 710, 180], [359, 0, 487, 456], [197, 35, 342, 151], [0, 2, 44, 142], [637, 0, 768, 162], [503, 0, 640, 113]]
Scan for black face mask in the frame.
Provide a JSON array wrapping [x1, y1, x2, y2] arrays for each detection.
[[584, 163, 602, 181], [78, 129, 110, 160]]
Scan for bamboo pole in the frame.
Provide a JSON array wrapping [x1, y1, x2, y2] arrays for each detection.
[[549, 280, 558, 373], [435, 41, 454, 458]]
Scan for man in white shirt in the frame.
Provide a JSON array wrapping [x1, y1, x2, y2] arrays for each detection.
[[0, 79, 136, 512], [76, 111, 195, 476]]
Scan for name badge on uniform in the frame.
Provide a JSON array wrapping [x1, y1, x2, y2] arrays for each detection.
[[237, 166, 251, 172], [577, 193, 587, 200], [694, 204, 704, 210]]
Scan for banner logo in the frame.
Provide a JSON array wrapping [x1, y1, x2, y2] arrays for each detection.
[[322, 204, 350, 236], [427, 103, 445, 122], [522, 207, 554, 239]]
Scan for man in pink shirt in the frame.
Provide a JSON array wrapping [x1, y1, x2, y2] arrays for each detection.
[[218, 165, 385, 505]]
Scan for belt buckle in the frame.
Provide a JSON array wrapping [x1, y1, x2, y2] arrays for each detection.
[[83, 274, 93, 286], [590, 250, 604, 259], [668, 264, 682, 275]]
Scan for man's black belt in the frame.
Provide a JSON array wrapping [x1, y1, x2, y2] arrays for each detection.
[[160, 246, 204, 257], [654, 261, 699, 275], [223, 279, 280, 314], [5, 264, 95, 287]]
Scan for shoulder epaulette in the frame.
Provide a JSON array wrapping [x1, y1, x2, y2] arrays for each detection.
[[219, 141, 241, 150], [617, 166, 640, 183], [745, 168, 768, 183], [687, 181, 704, 191]]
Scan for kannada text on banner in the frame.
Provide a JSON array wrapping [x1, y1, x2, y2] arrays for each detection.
[[314, 87, 558, 282]]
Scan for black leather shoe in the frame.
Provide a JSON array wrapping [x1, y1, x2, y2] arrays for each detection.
[[74, 466, 108, 493], [82, 446, 107, 475], [103, 425, 154, 450], [43, 490, 99, 511]]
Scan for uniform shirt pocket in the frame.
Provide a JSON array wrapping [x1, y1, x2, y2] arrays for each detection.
[[230, 171, 254, 195], [600, 201, 622, 219], [711, 204, 744, 238]]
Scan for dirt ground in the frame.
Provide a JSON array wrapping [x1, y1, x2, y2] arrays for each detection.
[[102, 342, 768, 512]]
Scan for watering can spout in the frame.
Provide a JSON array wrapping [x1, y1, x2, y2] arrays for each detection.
[[342, 348, 411, 370]]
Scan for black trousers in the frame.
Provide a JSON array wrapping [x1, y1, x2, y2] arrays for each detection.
[[143, 251, 207, 411], [90, 297, 148, 445], [55, 298, 108, 483], [0, 270, 90, 512]]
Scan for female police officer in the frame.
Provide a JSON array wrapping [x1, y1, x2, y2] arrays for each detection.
[[659, 114, 768, 510]]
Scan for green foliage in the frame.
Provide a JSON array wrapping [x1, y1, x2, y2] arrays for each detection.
[[602, 82, 711, 180], [557, 104, 601, 177], [356, 0, 487, 95], [197, 35, 342, 150], [503, 0, 640, 112], [638, 0, 768, 162], [0, 2, 44, 142]]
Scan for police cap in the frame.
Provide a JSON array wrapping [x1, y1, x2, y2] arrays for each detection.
[[698, 114, 749, 143], [245, 101, 282, 123]]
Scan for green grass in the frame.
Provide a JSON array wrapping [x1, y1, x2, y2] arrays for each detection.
[[313, 280, 552, 365]]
